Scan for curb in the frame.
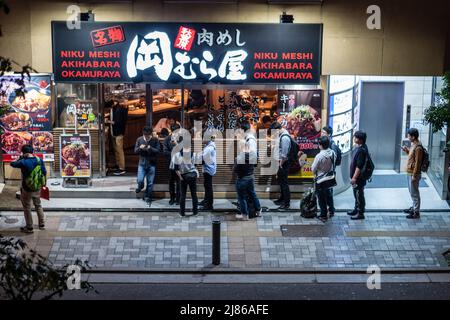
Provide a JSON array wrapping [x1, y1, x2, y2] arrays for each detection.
[[82, 267, 450, 274], [1, 207, 450, 213]]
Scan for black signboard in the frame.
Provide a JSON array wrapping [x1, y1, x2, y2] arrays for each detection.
[[52, 22, 322, 84]]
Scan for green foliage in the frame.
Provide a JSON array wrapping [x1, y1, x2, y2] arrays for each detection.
[[0, 235, 97, 300], [424, 71, 450, 133]]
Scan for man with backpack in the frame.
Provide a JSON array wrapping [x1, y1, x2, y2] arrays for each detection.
[[321, 126, 342, 217], [347, 130, 372, 220], [402, 128, 425, 219], [270, 121, 293, 210], [10, 145, 47, 233]]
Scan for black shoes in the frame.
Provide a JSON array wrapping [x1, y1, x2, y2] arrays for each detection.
[[169, 199, 175, 205], [317, 216, 328, 223], [273, 199, 284, 205], [347, 210, 358, 216], [351, 214, 365, 220], [200, 206, 214, 211], [406, 212, 420, 219], [135, 188, 142, 194], [20, 226, 34, 234], [403, 207, 413, 214], [278, 204, 290, 210], [113, 169, 126, 176]]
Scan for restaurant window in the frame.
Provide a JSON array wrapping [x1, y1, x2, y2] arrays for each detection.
[[103, 83, 146, 173], [56, 83, 99, 129], [152, 88, 185, 134]]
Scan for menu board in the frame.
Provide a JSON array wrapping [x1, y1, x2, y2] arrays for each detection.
[[329, 75, 355, 94], [329, 110, 353, 136], [60, 134, 91, 178], [277, 89, 322, 179], [329, 89, 353, 115], [333, 131, 352, 154], [0, 75, 54, 162]]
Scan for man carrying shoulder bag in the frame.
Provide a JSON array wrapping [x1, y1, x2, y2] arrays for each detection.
[[312, 136, 337, 222]]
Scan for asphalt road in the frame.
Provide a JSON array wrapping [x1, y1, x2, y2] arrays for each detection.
[[56, 282, 450, 300]]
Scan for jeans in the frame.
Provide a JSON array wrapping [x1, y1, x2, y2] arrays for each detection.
[[112, 135, 125, 170], [407, 174, 421, 213], [137, 164, 156, 200], [352, 182, 366, 215], [180, 173, 198, 215], [169, 168, 180, 202], [203, 172, 214, 208], [20, 188, 45, 229], [277, 161, 290, 206], [316, 187, 334, 217], [236, 176, 261, 217]]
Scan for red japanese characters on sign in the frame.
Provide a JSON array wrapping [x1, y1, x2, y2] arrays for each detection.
[[174, 26, 196, 51], [90, 25, 125, 48]]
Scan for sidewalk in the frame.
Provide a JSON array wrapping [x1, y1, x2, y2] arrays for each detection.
[[0, 182, 448, 212], [1, 210, 449, 272]]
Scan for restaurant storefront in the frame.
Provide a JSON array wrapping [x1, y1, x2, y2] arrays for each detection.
[[0, 21, 326, 196], [49, 21, 324, 194]]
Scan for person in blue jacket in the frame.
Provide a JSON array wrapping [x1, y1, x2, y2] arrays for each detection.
[[10, 144, 47, 233]]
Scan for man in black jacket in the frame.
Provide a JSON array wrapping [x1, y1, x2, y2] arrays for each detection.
[[106, 100, 128, 175], [348, 130, 369, 220], [135, 126, 161, 205]]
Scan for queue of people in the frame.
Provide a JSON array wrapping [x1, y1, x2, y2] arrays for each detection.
[[9, 119, 426, 232]]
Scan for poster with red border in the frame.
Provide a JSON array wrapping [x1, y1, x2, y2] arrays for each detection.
[[277, 89, 323, 179], [60, 134, 91, 178], [0, 74, 54, 162]]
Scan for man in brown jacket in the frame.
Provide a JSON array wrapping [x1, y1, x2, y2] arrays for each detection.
[[401, 128, 423, 219]]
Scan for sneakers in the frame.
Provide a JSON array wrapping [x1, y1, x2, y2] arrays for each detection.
[[178, 212, 185, 217], [38, 224, 45, 230], [235, 214, 248, 221], [255, 207, 263, 217], [113, 169, 126, 176], [406, 212, 420, 219], [20, 226, 34, 234]]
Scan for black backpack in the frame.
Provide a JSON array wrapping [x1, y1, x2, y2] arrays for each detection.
[[331, 140, 342, 166], [281, 133, 299, 163], [300, 188, 317, 218], [417, 145, 430, 172], [360, 149, 375, 181]]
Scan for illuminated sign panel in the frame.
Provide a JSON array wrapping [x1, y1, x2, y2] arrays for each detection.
[[52, 22, 322, 84]]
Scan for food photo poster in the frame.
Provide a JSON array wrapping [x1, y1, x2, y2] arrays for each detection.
[[277, 89, 322, 179], [0, 75, 54, 161]]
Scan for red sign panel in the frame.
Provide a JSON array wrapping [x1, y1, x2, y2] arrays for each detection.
[[90, 25, 125, 48], [174, 26, 196, 51]]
